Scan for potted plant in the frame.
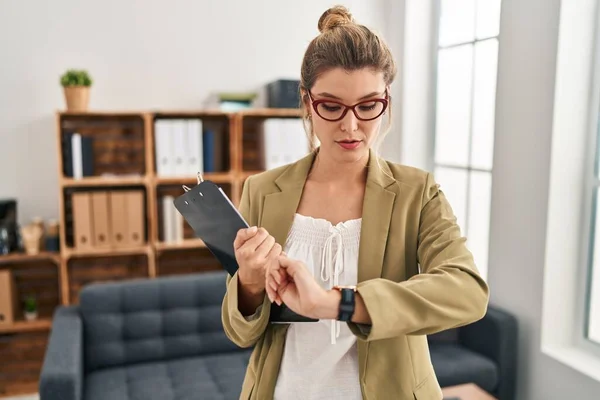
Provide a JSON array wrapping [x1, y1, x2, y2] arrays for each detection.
[[23, 295, 38, 321], [60, 69, 93, 111]]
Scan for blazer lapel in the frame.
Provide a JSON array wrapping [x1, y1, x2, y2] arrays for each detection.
[[357, 149, 397, 283], [260, 152, 316, 247], [259, 148, 397, 282]]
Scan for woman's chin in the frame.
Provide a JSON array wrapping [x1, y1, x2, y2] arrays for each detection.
[[322, 144, 369, 163]]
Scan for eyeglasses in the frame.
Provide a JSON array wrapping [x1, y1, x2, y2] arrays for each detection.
[[307, 89, 389, 122]]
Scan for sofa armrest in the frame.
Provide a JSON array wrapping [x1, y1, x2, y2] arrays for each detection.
[[39, 306, 83, 400], [458, 304, 518, 400]]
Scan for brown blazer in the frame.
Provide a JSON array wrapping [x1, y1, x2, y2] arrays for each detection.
[[221, 149, 489, 400]]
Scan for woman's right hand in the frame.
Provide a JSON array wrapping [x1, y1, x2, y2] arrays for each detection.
[[233, 226, 282, 295]]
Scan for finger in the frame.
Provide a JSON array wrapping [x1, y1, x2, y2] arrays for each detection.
[[278, 256, 302, 278], [244, 228, 270, 252], [269, 264, 282, 285], [269, 278, 279, 294], [266, 242, 283, 260], [275, 268, 288, 286], [277, 278, 290, 297], [233, 226, 258, 250], [255, 235, 276, 260], [265, 275, 276, 302], [278, 254, 293, 269]]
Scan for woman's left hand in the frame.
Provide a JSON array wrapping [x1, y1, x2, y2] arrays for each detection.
[[268, 254, 339, 320]]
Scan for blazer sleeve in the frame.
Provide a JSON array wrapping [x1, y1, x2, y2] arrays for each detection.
[[348, 172, 490, 341], [221, 175, 272, 348]]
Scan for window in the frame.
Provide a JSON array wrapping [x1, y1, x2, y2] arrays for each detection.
[[432, 0, 502, 279], [586, 67, 600, 346], [540, 0, 600, 382]]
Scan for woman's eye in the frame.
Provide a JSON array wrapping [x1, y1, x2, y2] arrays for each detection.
[[322, 104, 342, 112], [358, 103, 377, 111]]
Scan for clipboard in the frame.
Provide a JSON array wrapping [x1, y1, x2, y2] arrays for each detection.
[[173, 175, 318, 324]]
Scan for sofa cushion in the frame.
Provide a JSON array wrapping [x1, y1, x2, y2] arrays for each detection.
[[84, 350, 253, 400], [429, 343, 499, 393], [79, 271, 239, 372]]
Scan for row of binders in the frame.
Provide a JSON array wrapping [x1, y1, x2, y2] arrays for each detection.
[[260, 118, 310, 170], [71, 190, 145, 249], [154, 118, 226, 177]]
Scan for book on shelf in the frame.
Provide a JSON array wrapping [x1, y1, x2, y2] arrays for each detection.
[[62, 132, 94, 179], [161, 195, 183, 243]]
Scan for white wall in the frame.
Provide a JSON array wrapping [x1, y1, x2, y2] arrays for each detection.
[[489, 0, 600, 399], [0, 0, 390, 225]]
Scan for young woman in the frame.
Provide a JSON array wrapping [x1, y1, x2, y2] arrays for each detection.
[[221, 5, 489, 400]]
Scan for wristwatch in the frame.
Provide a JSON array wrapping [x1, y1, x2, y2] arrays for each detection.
[[332, 285, 357, 322]]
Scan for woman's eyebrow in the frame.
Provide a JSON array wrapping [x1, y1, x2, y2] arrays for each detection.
[[316, 91, 384, 100]]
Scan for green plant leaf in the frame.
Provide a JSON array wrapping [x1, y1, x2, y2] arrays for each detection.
[[60, 69, 93, 87]]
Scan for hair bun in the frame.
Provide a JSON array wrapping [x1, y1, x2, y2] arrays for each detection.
[[318, 5, 354, 33]]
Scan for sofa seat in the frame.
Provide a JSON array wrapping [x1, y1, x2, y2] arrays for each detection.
[[85, 350, 253, 400], [429, 343, 499, 393]]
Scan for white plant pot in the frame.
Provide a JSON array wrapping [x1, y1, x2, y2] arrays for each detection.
[[24, 311, 38, 321]]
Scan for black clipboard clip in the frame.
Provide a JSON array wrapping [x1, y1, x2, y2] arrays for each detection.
[[182, 172, 204, 193]]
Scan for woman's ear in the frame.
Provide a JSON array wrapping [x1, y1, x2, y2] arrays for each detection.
[[300, 89, 312, 118]]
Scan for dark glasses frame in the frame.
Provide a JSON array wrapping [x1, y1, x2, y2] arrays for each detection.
[[306, 89, 389, 122]]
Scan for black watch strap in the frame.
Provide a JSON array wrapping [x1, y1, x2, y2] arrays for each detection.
[[338, 288, 356, 322]]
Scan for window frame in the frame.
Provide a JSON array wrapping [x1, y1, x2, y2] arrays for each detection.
[[431, 0, 501, 279], [579, 6, 600, 351], [540, 0, 600, 382]]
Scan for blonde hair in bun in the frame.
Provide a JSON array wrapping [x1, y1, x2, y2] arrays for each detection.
[[300, 5, 397, 152], [318, 5, 354, 33]]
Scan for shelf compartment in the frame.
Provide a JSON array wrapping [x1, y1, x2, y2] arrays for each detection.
[[0, 331, 49, 397], [151, 114, 232, 176], [67, 254, 149, 304], [59, 114, 147, 179], [155, 183, 232, 243], [240, 114, 305, 171], [63, 186, 148, 250], [156, 247, 221, 277], [0, 261, 61, 322]]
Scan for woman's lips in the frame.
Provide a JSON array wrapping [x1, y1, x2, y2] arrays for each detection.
[[336, 140, 362, 150]]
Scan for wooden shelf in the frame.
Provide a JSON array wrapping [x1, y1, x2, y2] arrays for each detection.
[[64, 245, 151, 259], [152, 109, 232, 118], [237, 108, 302, 117], [0, 319, 52, 334], [154, 172, 233, 186], [0, 252, 60, 265], [155, 239, 206, 252], [57, 110, 146, 117], [61, 175, 147, 187]]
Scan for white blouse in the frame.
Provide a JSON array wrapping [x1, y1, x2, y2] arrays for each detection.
[[273, 213, 363, 400]]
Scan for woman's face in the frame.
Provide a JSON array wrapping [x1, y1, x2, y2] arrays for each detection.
[[305, 67, 388, 165]]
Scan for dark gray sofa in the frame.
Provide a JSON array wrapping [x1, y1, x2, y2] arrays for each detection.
[[39, 270, 517, 400]]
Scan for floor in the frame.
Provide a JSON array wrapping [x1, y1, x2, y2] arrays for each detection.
[[3, 395, 39, 400]]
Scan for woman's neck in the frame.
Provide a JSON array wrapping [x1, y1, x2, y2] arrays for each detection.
[[308, 149, 369, 185]]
